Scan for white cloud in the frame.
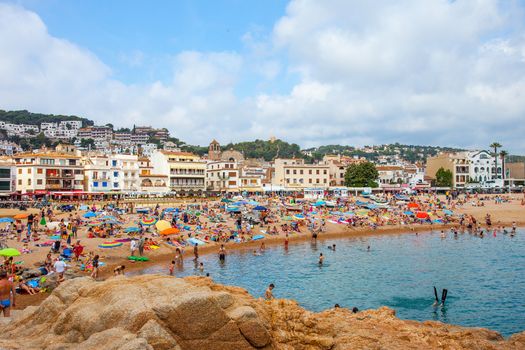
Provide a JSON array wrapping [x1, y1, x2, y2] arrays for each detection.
[[1, 1, 525, 153]]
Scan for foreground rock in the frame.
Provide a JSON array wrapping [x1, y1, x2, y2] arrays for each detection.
[[0, 275, 523, 350]]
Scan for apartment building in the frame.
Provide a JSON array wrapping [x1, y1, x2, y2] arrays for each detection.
[[150, 150, 206, 193], [272, 158, 330, 190], [426, 151, 500, 187], [83, 154, 139, 192], [0, 158, 15, 194], [138, 157, 169, 193], [13, 151, 84, 194], [206, 160, 239, 192]]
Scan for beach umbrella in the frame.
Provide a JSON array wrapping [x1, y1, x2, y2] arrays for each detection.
[[124, 227, 140, 233], [0, 217, 14, 223], [164, 207, 176, 212], [253, 205, 267, 211], [293, 214, 306, 220], [416, 211, 429, 219], [155, 220, 171, 232], [13, 213, 29, 220], [160, 227, 180, 236], [140, 217, 157, 226], [83, 212, 97, 218], [404, 211, 414, 216], [0, 248, 21, 257]]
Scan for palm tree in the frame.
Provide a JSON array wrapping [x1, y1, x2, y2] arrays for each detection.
[[499, 150, 508, 180], [489, 142, 502, 179]]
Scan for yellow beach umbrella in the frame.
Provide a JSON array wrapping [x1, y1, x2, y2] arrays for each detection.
[[155, 220, 171, 232]]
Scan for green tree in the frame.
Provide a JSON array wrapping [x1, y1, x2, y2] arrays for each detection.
[[435, 167, 453, 187], [80, 138, 96, 149], [489, 142, 502, 180], [344, 162, 379, 187]]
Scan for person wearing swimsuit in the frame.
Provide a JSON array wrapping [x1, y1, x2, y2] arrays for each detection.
[[0, 270, 15, 317], [218, 244, 226, 262]]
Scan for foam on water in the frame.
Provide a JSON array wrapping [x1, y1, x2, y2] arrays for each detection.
[[138, 229, 525, 336]]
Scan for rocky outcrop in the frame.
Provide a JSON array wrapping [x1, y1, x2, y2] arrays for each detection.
[[0, 275, 523, 350]]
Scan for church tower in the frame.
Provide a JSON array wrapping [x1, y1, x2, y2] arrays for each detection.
[[208, 139, 221, 160]]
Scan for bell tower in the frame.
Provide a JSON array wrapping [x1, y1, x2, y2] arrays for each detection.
[[208, 139, 221, 160]]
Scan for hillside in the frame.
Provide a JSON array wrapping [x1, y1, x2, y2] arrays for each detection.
[[1, 275, 523, 350], [0, 110, 93, 127], [305, 143, 466, 163]]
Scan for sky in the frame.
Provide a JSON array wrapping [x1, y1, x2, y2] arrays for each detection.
[[1, 0, 525, 153]]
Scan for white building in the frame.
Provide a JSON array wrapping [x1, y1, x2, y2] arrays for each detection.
[[206, 160, 239, 192], [150, 150, 206, 193], [83, 154, 139, 193]]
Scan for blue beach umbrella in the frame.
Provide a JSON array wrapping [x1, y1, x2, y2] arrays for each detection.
[[0, 218, 14, 223], [83, 212, 97, 218], [404, 211, 414, 216]]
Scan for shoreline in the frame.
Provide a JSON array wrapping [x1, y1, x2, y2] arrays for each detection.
[[100, 220, 525, 278]]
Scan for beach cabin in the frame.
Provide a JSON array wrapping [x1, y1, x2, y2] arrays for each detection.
[[303, 187, 325, 200], [330, 187, 349, 198]]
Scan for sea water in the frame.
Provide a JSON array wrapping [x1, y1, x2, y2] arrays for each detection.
[[139, 229, 525, 336]]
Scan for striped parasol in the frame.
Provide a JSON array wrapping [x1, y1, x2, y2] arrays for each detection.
[[140, 217, 158, 226]]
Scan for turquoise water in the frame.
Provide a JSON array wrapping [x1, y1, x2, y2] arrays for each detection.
[[139, 229, 525, 336]]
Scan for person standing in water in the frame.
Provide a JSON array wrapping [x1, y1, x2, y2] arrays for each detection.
[[319, 253, 324, 265], [284, 233, 289, 250], [193, 244, 199, 261], [218, 244, 226, 262]]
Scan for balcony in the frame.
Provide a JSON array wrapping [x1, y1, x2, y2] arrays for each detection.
[[170, 170, 205, 176]]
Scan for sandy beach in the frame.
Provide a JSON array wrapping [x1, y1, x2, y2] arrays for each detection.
[[2, 193, 524, 309]]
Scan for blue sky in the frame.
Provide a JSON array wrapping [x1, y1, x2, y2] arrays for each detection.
[[15, 0, 289, 87], [1, 0, 525, 153]]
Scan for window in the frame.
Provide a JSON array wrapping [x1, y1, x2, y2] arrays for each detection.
[[113, 182, 119, 188], [286, 169, 290, 175], [300, 170, 303, 175], [316, 170, 320, 175], [0, 180, 10, 191], [112, 160, 117, 167], [27, 168, 32, 174], [37, 168, 43, 174], [309, 170, 312, 175], [316, 179, 320, 183], [18, 168, 22, 174], [323, 170, 327, 175], [293, 169, 297, 175], [0, 169, 9, 178], [27, 179, 31, 185], [309, 179, 312, 183], [102, 182, 108, 187], [93, 182, 99, 187], [37, 179, 43, 185], [113, 171, 119, 177], [18, 179, 22, 185], [323, 179, 327, 183]]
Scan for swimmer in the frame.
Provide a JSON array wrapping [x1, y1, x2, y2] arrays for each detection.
[[319, 253, 324, 265], [199, 262, 204, 272], [265, 283, 275, 300], [334, 304, 340, 308], [253, 249, 261, 256], [367, 245, 370, 252], [440, 230, 446, 239], [328, 244, 336, 251]]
